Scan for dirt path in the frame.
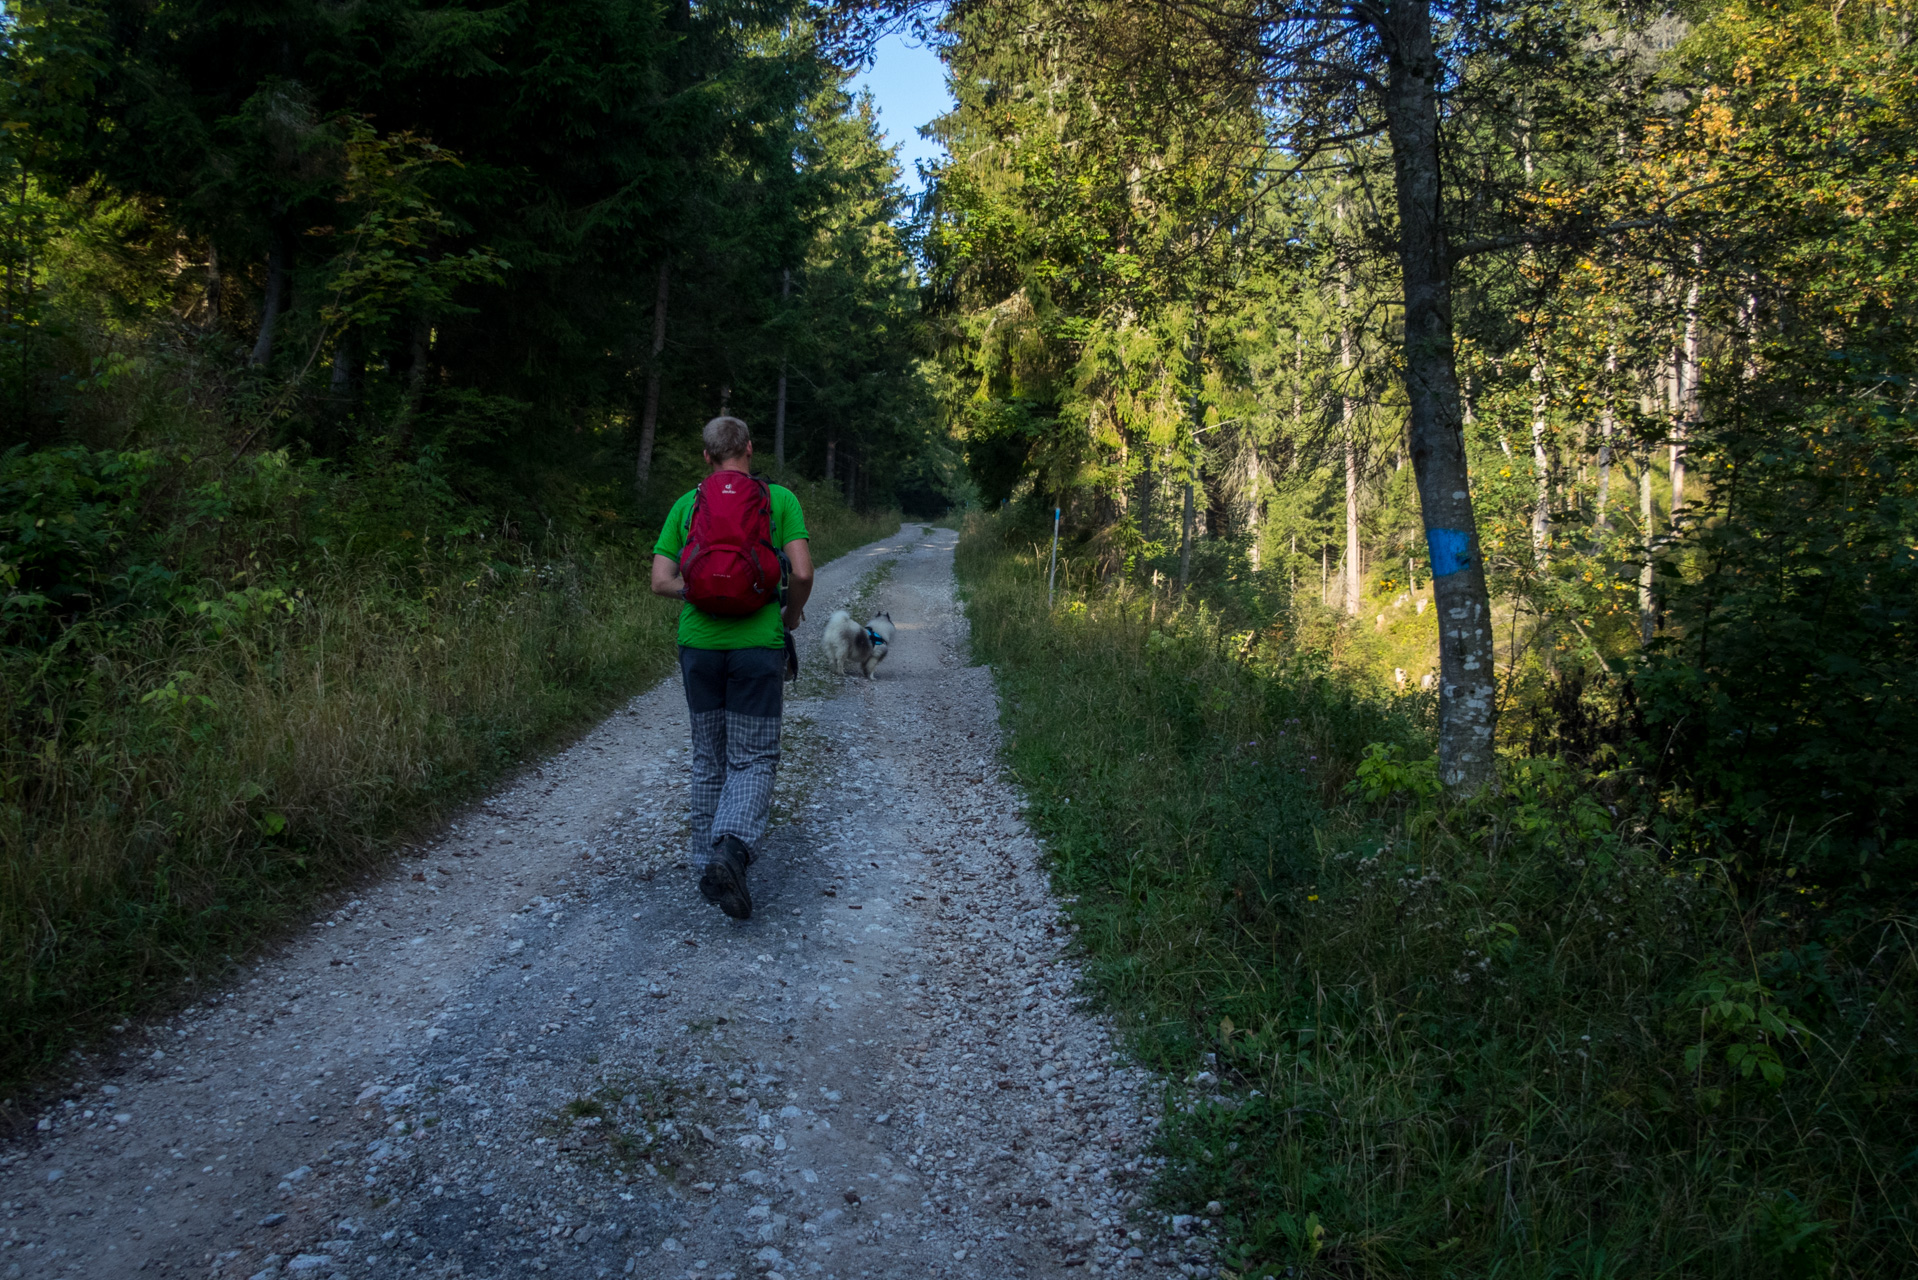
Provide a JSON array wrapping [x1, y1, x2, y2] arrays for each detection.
[[0, 526, 1202, 1280]]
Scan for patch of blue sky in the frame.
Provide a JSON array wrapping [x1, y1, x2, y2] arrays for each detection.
[[849, 31, 953, 194]]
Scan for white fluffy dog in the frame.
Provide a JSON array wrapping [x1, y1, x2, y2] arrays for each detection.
[[821, 610, 894, 679]]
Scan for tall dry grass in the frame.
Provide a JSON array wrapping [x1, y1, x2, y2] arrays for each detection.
[[0, 550, 666, 1080]]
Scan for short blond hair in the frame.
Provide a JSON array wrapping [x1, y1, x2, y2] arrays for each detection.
[[702, 416, 752, 461]]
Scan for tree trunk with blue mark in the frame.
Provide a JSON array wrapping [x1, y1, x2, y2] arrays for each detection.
[[1382, 0, 1497, 793]]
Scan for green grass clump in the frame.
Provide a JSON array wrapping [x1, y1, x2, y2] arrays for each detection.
[[955, 512, 1917, 1279]]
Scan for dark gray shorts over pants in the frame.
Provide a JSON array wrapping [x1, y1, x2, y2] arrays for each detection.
[[678, 645, 784, 854]]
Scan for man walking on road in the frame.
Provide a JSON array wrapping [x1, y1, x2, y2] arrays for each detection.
[[652, 416, 813, 919]]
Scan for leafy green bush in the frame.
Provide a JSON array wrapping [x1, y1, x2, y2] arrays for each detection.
[[0, 445, 169, 641], [1635, 369, 1918, 901], [957, 512, 1917, 1278]]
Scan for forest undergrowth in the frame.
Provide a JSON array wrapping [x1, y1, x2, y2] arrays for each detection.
[[956, 512, 1916, 1279], [0, 423, 895, 1093]]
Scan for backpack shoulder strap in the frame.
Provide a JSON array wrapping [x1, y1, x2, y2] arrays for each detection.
[[679, 481, 715, 560], [748, 475, 778, 541]]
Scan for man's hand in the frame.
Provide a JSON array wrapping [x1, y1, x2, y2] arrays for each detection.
[[781, 603, 806, 632]]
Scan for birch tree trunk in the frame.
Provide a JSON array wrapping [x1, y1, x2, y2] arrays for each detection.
[[1639, 444, 1657, 643], [329, 329, 356, 397], [1530, 347, 1550, 560], [329, 329, 359, 431], [1178, 481, 1195, 589], [1339, 273, 1361, 616], [634, 260, 670, 493], [202, 243, 222, 332], [1380, 0, 1497, 792], [1674, 264, 1699, 519], [1344, 434, 1361, 616], [1521, 124, 1550, 562], [1662, 348, 1681, 516], [1180, 322, 1206, 591], [1134, 454, 1154, 545], [248, 229, 290, 367], [1596, 343, 1616, 530], [1244, 446, 1263, 570]]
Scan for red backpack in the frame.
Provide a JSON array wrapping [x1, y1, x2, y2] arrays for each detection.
[[679, 471, 783, 616]]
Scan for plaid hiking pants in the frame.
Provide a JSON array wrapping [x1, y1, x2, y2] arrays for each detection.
[[678, 645, 784, 854]]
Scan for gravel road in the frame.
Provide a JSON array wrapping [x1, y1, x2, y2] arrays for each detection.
[[0, 525, 1221, 1280]]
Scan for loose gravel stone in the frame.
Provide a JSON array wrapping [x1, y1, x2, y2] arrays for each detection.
[[0, 526, 1184, 1278]]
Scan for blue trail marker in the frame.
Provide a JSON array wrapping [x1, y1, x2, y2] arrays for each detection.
[[1426, 527, 1475, 579]]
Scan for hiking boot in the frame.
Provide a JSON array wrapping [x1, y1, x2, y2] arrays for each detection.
[[698, 835, 753, 920]]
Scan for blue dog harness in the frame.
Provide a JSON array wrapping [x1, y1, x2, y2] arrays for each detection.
[[865, 627, 887, 649]]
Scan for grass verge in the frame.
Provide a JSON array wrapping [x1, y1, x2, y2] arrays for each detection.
[[955, 511, 1916, 1280], [0, 474, 895, 1092]]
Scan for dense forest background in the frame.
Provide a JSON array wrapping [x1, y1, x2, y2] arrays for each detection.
[[923, 0, 1916, 884]]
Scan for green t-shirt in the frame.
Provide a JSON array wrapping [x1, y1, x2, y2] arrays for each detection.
[[653, 478, 809, 650]]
